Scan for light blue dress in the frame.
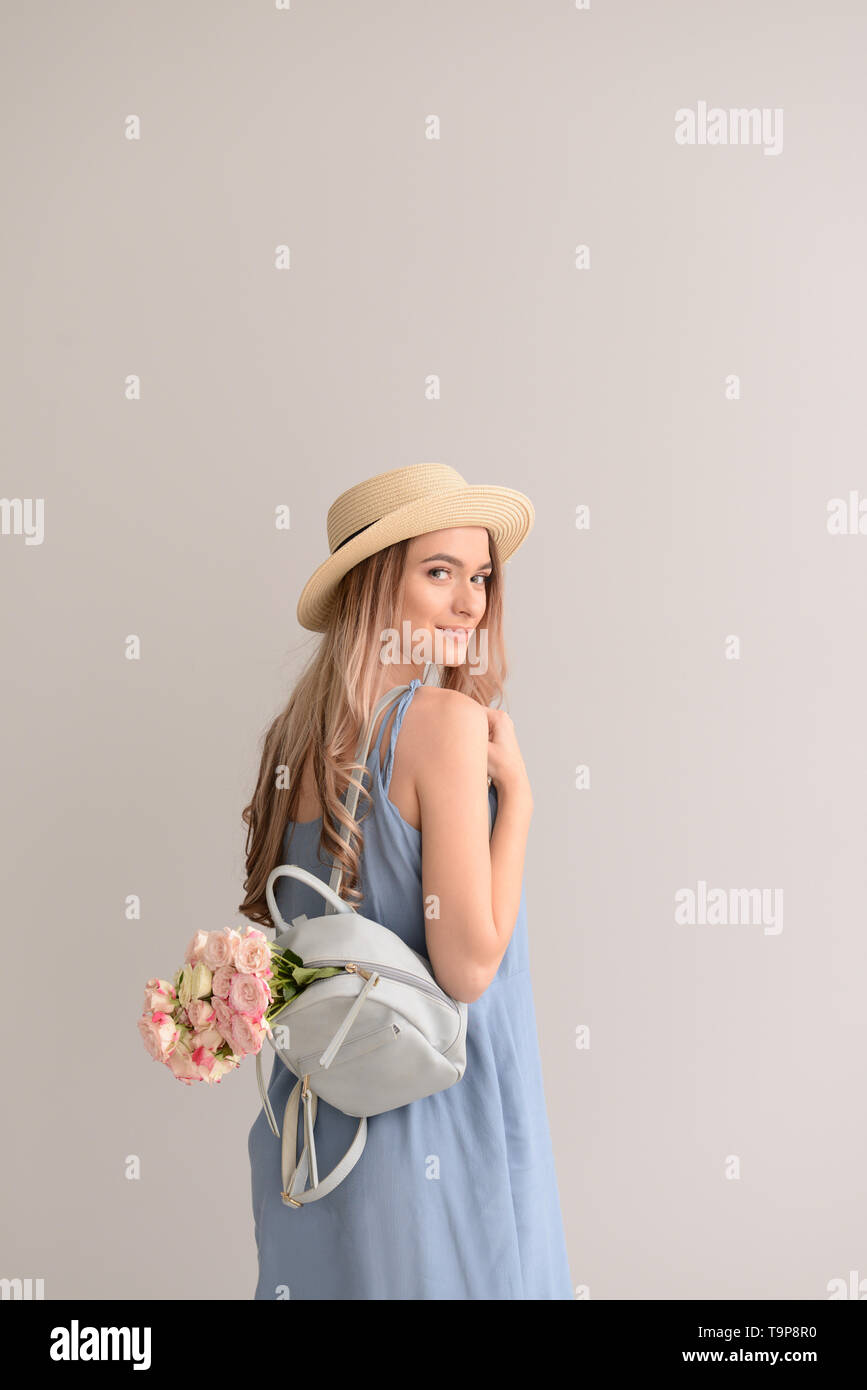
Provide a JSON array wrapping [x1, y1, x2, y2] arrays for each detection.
[[247, 678, 573, 1300]]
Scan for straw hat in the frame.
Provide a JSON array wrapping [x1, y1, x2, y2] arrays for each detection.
[[296, 462, 534, 632]]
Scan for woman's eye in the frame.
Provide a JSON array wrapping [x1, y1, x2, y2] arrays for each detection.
[[426, 567, 490, 584]]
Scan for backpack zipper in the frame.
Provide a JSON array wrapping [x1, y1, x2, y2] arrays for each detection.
[[303, 958, 460, 1016], [293, 1021, 401, 1076]]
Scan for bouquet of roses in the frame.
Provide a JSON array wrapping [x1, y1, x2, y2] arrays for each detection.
[[138, 925, 342, 1085]]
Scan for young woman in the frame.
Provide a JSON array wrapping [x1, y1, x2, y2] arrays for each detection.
[[241, 462, 573, 1300]]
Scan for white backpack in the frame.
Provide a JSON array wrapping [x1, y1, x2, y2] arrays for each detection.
[[255, 683, 469, 1207]]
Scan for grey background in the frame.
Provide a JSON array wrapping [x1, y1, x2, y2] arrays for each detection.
[[1, 0, 865, 1299]]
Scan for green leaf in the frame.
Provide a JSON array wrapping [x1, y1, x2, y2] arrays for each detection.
[[276, 945, 304, 968], [289, 967, 319, 987], [295, 966, 343, 985]]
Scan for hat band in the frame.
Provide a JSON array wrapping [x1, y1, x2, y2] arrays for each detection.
[[332, 519, 377, 553]]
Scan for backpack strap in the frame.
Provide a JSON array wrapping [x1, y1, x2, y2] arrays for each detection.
[[325, 683, 411, 906], [277, 1075, 368, 1207]]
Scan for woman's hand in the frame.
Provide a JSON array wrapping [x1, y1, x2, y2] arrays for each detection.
[[485, 708, 532, 803]]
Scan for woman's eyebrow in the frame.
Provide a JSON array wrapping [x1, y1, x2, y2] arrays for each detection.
[[417, 552, 493, 571]]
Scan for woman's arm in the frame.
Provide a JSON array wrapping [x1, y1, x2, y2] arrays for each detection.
[[486, 706, 534, 965], [414, 690, 533, 1003], [488, 775, 533, 963]]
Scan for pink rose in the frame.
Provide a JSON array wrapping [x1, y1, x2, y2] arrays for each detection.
[[229, 1012, 263, 1058], [228, 972, 270, 1019], [143, 978, 176, 1013], [207, 1055, 237, 1083], [186, 999, 215, 1029], [212, 996, 234, 1039], [167, 1042, 202, 1084], [235, 930, 272, 978], [202, 928, 239, 971], [191, 1044, 217, 1075], [192, 1026, 224, 1051], [184, 932, 209, 966], [211, 964, 235, 1000], [138, 1011, 179, 1063]]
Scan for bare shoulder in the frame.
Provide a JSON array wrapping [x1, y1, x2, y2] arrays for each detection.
[[395, 685, 487, 773], [409, 684, 488, 738]]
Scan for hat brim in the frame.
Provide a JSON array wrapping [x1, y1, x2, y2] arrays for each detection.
[[296, 484, 534, 632]]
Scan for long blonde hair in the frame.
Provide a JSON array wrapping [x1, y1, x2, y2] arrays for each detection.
[[238, 530, 507, 926]]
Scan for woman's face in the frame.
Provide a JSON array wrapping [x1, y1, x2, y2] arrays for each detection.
[[397, 526, 491, 669]]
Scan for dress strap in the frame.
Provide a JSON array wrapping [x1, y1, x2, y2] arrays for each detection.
[[381, 678, 422, 793], [368, 698, 396, 762]]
